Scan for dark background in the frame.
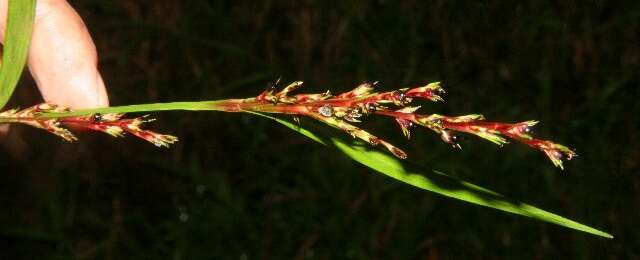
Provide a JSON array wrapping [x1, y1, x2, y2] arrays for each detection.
[[1, 1, 639, 259]]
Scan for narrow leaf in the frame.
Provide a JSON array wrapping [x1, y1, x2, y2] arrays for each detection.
[[257, 113, 613, 239], [0, 0, 37, 108]]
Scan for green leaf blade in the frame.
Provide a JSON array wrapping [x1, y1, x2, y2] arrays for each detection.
[[0, 0, 37, 108], [260, 113, 613, 239]]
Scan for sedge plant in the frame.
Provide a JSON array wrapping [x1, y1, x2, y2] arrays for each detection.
[[0, 0, 611, 238], [12, 80, 575, 170]]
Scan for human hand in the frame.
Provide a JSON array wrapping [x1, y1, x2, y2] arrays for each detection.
[[0, 0, 108, 135]]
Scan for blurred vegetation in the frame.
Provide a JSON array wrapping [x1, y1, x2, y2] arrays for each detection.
[[1, 0, 638, 259]]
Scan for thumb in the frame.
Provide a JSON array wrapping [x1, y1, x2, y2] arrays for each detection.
[[0, 0, 109, 109]]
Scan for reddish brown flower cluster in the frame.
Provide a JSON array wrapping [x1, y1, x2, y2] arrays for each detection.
[[215, 80, 576, 169], [0, 103, 177, 147], [0, 81, 575, 169]]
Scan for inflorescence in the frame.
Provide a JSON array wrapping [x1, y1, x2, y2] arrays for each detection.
[[0, 81, 576, 169], [220, 80, 576, 169], [0, 103, 178, 147]]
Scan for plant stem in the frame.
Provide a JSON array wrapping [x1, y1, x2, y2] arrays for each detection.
[[37, 98, 319, 118], [38, 100, 235, 117]]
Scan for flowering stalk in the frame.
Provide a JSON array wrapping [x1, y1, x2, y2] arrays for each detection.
[[209, 80, 576, 169], [0, 103, 178, 147], [2, 81, 575, 169]]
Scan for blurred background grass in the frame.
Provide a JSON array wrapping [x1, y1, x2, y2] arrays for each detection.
[[0, 0, 638, 259]]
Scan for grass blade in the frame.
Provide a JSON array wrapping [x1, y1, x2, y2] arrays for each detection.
[[255, 113, 613, 239], [0, 0, 37, 108]]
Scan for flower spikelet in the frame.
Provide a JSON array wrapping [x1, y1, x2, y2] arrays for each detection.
[[0, 104, 178, 147], [234, 80, 576, 169]]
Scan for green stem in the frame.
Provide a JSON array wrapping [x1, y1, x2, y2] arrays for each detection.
[[38, 100, 233, 118], [37, 98, 313, 118]]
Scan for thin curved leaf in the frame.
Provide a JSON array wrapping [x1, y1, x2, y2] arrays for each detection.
[[255, 113, 613, 239], [0, 0, 37, 108]]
